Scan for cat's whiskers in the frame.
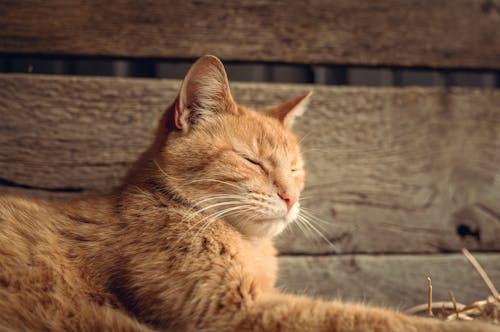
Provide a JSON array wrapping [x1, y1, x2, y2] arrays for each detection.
[[294, 209, 337, 250], [176, 201, 257, 246], [193, 206, 255, 236], [299, 215, 333, 245], [297, 130, 313, 145], [181, 205, 242, 237], [176, 192, 256, 245], [153, 160, 181, 182], [298, 210, 333, 242], [130, 186, 157, 205], [182, 194, 248, 221], [182, 200, 246, 224], [188, 205, 257, 246], [293, 216, 312, 238], [295, 210, 318, 238], [230, 206, 262, 230], [186, 178, 245, 191], [189, 194, 247, 208], [300, 208, 332, 227]]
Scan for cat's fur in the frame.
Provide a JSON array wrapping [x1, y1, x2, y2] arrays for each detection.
[[0, 55, 496, 332]]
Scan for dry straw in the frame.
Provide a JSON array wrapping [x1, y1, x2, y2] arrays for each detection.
[[405, 248, 499, 324]]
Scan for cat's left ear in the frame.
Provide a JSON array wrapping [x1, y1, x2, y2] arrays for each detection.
[[262, 92, 312, 128], [174, 55, 235, 132]]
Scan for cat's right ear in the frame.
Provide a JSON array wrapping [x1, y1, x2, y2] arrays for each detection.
[[174, 55, 234, 133], [262, 92, 312, 128]]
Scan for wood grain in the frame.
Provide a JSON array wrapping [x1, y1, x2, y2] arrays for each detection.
[[0, 74, 499, 254], [277, 253, 500, 309], [1, 0, 500, 68]]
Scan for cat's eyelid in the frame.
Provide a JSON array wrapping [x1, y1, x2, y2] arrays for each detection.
[[231, 148, 269, 173], [236, 152, 267, 173], [233, 149, 257, 163], [247, 156, 258, 163], [243, 156, 265, 169]]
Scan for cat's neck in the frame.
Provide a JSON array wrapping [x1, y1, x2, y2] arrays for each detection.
[[56, 183, 277, 293]]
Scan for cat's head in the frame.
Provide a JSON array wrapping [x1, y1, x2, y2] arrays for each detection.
[[153, 55, 310, 239]]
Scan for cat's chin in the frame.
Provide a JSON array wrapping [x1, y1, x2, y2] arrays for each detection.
[[230, 218, 289, 239], [227, 203, 300, 239]]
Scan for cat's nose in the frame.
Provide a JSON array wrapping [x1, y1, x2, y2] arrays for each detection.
[[279, 193, 298, 211]]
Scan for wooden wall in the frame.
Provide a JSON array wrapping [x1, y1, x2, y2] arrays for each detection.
[[1, 74, 499, 308], [1, 0, 500, 68], [0, 0, 499, 310]]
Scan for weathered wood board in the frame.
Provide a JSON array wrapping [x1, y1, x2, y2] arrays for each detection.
[[277, 253, 500, 309], [0, 74, 499, 255], [1, 1, 500, 69]]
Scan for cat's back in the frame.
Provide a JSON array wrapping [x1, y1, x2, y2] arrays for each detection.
[[0, 195, 61, 253], [0, 195, 145, 331], [0, 195, 63, 256], [0, 195, 70, 285]]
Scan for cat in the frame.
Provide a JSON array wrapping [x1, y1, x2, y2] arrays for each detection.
[[0, 55, 497, 332]]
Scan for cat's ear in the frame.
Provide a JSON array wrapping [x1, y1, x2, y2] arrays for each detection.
[[263, 92, 312, 128], [174, 55, 234, 132]]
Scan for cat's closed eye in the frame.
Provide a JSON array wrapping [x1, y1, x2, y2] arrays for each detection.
[[242, 155, 266, 173]]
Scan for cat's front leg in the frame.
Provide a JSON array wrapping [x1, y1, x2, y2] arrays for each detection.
[[225, 293, 498, 332]]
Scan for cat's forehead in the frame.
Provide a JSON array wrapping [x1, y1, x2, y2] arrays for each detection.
[[256, 116, 294, 148], [225, 107, 299, 155]]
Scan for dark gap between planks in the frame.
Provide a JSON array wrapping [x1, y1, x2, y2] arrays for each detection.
[[0, 55, 499, 88]]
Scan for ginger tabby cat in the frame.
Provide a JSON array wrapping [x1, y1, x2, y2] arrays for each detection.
[[0, 55, 497, 332]]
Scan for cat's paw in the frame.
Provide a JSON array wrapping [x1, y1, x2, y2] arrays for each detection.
[[406, 315, 499, 332], [434, 321, 500, 332]]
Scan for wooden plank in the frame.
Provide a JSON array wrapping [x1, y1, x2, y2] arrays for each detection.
[[0, 74, 499, 254], [1, 1, 500, 69], [277, 253, 500, 309]]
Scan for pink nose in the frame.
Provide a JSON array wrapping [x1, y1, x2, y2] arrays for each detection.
[[279, 193, 298, 211]]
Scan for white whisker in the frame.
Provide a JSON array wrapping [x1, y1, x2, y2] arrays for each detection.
[[153, 160, 178, 181], [189, 205, 256, 245], [182, 194, 246, 218], [300, 208, 332, 226], [176, 204, 256, 246], [183, 200, 245, 223], [190, 195, 246, 208], [297, 131, 313, 145], [294, 217, 311, 238], [298, 215, 336, 249]]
